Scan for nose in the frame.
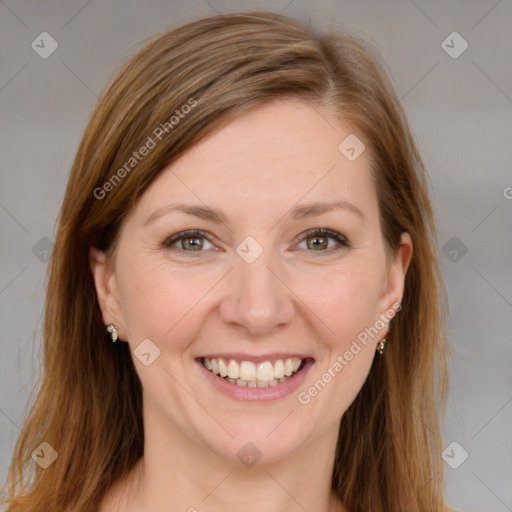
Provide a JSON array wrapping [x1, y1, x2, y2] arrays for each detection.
[[219, 248, 295, 337]]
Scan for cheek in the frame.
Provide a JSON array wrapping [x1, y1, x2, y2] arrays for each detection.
[[292, 261, 383, 421], [116, 257, 215, 352], [117, 243, 386, 360], [295, 257, 385, 345]]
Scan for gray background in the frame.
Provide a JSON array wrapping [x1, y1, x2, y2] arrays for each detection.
[[1, 1, 511, 510]]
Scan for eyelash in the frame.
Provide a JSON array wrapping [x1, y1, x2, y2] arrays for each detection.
[[161, 228, 350, 257]]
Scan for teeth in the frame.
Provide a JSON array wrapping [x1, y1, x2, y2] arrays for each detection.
[[256, 361, 274, 381], [227, 359, 239, 379], [218, 359, 228, 377], [202, 357, 304, 386], [274, 359, 285, 379], [240, 361, 256, 381], [284, 358, 294, 376]]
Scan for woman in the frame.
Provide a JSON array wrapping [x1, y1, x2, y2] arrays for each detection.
[[1, 11, 451, 511]]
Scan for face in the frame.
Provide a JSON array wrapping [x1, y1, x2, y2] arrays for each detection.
[[90, 98, 412, 467]]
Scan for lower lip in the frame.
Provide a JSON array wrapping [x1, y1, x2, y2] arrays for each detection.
[[196, 358, 314, 402]]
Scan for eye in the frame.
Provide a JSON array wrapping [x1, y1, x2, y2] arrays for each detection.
[[294, 228, 350, 255], [162, 229, 215, 255], [162, 228, 350, 256]]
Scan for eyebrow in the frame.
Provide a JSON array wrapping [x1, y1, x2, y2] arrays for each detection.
[[290, 200, 364, 220], [143, 199, 364, 226]]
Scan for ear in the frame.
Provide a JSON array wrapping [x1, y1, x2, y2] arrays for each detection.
[[89, 246, 127, 341], [377, 232, 413, 320]]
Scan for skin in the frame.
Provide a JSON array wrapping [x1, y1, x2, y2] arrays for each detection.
[[90, 97, 412, 512]]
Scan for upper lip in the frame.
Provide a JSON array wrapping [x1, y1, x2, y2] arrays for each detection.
[[197, 353, 313, 364]]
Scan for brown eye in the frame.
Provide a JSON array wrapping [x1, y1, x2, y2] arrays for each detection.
[[306, 234, 329, 250], [162, 230, 214, 253], [181, 236, 204, 251], [296, 228, 350, 255]]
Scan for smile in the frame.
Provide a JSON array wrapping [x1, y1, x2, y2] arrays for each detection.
[[202, 356, 304, 387]]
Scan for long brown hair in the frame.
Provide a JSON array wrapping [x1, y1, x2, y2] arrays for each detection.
[[1, 11, 448, 511]]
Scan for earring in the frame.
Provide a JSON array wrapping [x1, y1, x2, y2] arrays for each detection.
[[376, 335, 387, 355], [106, 324, 119, 343]]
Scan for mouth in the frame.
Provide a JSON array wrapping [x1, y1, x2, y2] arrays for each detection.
[[200, 356, 307, 387]]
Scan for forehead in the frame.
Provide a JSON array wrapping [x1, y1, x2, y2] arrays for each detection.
[[134, 98, 378, 225]]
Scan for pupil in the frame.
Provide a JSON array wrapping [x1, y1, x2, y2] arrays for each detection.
[[310, 236, 327, 250], [185, 237, 202, 250]]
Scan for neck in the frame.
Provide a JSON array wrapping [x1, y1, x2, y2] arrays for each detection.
[[103, 402, 348, 512]]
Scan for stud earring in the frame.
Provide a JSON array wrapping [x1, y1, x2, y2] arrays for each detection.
[[376, 335, 387, 355], [106, 324, 119, 343]]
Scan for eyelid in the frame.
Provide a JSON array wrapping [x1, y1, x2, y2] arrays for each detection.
[[293, 228, 350, 254], [294, 228, 349, 244], [162, 228, 350, 254], [162, 229, 215, 248]]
